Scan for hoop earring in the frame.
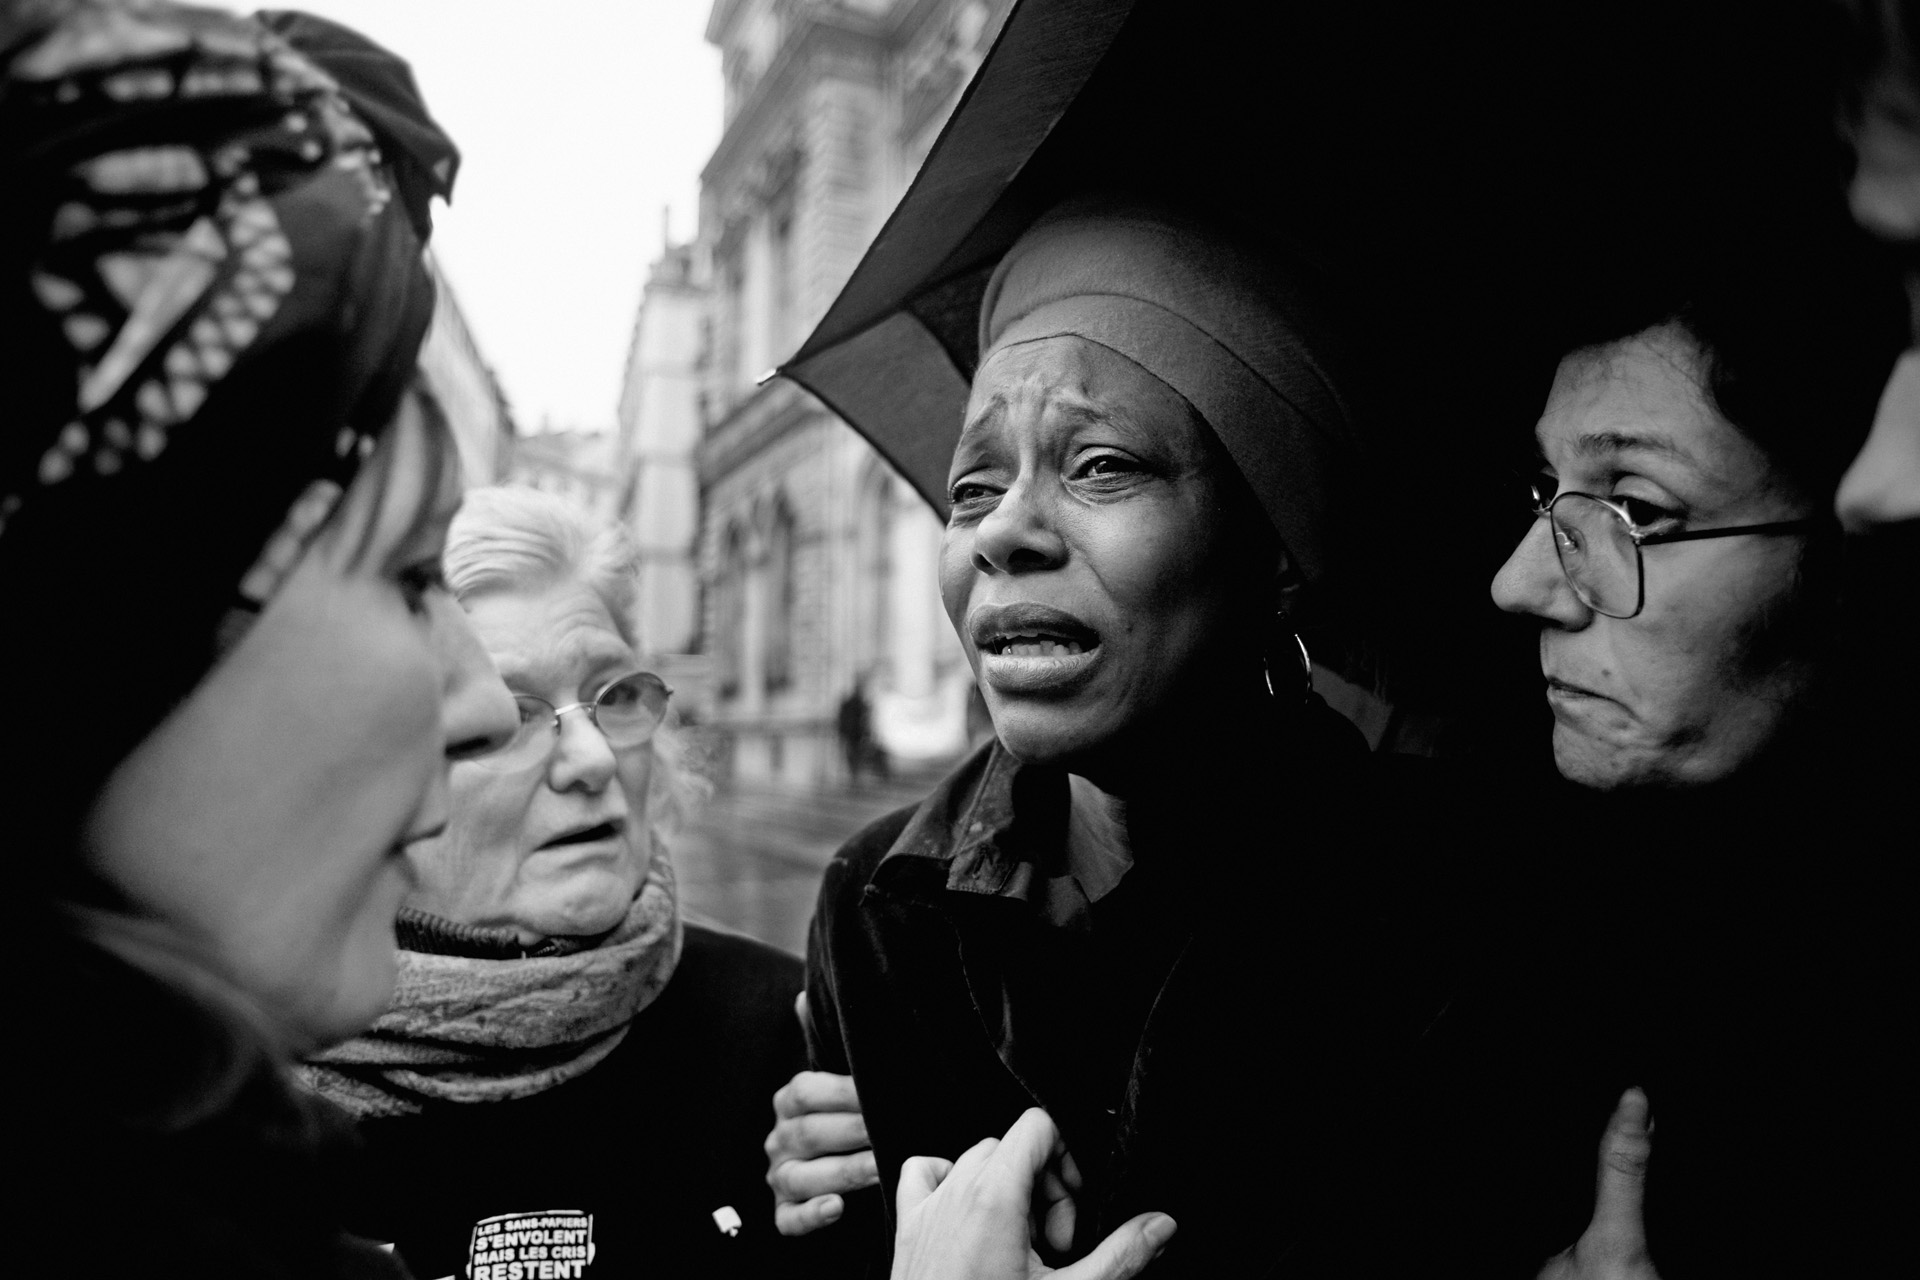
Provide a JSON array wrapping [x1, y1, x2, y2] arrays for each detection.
[[1262, 615, 1313, 704]]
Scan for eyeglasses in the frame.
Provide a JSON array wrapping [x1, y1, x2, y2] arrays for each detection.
[[1525, 480, 1819, 619], [471, 671, 673, 772]]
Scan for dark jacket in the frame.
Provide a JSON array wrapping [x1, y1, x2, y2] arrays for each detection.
[[342, 924, 856, 1280], [806, 701, 1454, 1278], [19, 932, 409, 1280], [1392, 760, 1915, 1279]]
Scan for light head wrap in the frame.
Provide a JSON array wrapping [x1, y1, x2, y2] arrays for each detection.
[[978, 197, 1362, 587]]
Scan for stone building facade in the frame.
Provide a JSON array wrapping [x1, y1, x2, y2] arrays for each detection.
[[680, 0, 1012, 788], [419, 252, 515, 487], [616, 239, 705, 659]]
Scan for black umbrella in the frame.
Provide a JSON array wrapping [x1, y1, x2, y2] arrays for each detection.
[[779, 0, 1859, 519]]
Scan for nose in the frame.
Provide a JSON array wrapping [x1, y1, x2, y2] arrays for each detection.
[[970, 476, 1067, 575], [547, 706, 618, 794], [1491, 513, 1591, 627], [430, 588, 517, 762], [1837, 350, 1920, 532]]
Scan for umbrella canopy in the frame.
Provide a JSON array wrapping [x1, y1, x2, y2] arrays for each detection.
[[780, 0, 1863, 518], [779, 0, 1136, 514]]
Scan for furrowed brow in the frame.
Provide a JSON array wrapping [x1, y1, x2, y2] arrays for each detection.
[[1572, 430, 1696, 465]]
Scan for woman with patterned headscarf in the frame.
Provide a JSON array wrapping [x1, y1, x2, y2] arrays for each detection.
[[3, 4, 517, 1275]]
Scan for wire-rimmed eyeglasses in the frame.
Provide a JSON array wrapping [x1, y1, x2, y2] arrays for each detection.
[[471, 671, 673, 772], [1525, 480, 1819, 619]]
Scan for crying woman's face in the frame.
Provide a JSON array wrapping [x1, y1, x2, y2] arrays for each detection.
[[941, 335, 1273, 781]]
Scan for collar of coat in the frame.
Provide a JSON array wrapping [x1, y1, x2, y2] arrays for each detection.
[[868, 739, 1107, 932]]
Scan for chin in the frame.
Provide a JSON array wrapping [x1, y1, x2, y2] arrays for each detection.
[[284, 929, 400, 1055], [987, 703, 1120, 769], [522, 874, 642, 938], [1551, 724, 1737, 792]]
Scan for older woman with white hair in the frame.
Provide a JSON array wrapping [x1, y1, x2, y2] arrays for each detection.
[[304, 486, 852, 1280]]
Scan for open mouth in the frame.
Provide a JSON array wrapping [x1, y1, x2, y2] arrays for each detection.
[[970, 604, 1100, 655], [539, 818, 625, 851], [969, 603, 1102, 695], [986, 633, 1090, 657]]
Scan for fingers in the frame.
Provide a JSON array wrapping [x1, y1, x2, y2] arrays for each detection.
[[1056, 1212, 1178, 1280], [775, 1192, 847, 1238], [1542, 1089, 1659, 1279], [769, 1148, 881, 1202], [1039, 1168, 1077, 1256], [895, 1154, 956, 1219], [991, 1107, 1067, 1180], [772, 1070, 864, 1120], [1584, 1088, 1653, 1264], [795, 989, 810, 1028], [767, 1107, 873, 1162]]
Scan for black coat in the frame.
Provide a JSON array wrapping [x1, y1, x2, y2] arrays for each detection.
[[19, 934, 409, 1280], [805, 703, 1453, 1278], [1389, 762, 1915, 1280], [341, 924, 857, 1280]]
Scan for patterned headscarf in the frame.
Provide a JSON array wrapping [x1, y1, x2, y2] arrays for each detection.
[[0, 0, 457, 848]]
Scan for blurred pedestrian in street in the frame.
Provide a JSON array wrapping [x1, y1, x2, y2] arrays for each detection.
[[837, 675, 882, 786], [3, 3, 520, 1273], [304, 486, 858, 1279]]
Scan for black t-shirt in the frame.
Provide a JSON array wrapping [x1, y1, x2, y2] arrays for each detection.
[[342, 924, 857, 1280]]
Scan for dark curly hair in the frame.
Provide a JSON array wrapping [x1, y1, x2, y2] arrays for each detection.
[[1545, 236, 1907, 509]]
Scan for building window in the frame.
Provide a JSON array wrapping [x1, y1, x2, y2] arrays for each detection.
[[764, 496, 796, 694], [769, 211, 793, 358]]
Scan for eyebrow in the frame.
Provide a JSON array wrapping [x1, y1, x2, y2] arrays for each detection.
[[496, 644, 637, 688], [1568, 429, 1698, 466], [957, 389, 1127, 445]]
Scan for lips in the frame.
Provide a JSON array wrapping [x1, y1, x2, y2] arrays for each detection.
[[969, 603, 1102, 696], [537, 816, 626, 851], [969, 603, 1100, 652], [1545, 676, 1608, 701]]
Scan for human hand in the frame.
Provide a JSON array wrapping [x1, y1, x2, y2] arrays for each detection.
[[1537, 1088, 1661, 1280], [890, 1107, 1175, 1280], [767, 993, 880, 1236]]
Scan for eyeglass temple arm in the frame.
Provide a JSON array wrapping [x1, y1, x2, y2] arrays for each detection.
[[1637, 517, 1824, 547]]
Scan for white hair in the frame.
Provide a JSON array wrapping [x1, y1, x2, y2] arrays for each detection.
[[445, 485, 709, 837]]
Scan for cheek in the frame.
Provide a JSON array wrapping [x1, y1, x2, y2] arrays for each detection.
[[618, 750, 655, 825], [428, 770, 538, 895], [1089, 506, 1240, 643], [938, 531, 972, 625]]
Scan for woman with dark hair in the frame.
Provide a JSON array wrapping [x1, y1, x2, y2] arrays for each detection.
[[1398, 245, 1915, 1280], [4, 4, 519, 1274]]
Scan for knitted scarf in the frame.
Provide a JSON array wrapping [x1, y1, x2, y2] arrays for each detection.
[[299, 851, 681, 1118]]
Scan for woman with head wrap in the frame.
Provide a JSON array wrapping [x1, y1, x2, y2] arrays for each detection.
[[4, 3, 516, 1275], [799, 196, 1434, 1277], [303, 486, 859, 1280]]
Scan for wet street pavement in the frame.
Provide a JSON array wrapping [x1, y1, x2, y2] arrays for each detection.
[[671, 769, 943, 956]]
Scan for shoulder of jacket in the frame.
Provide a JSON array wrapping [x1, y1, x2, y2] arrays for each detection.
[[827, 803, 919, 884], [679, 919, 804, 984]]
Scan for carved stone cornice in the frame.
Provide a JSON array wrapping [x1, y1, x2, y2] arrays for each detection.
[[696, 377, 822, 485]]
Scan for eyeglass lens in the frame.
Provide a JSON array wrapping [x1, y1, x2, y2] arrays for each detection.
[[1546, 494, 1641, 618], [477, 672, 670, 771]]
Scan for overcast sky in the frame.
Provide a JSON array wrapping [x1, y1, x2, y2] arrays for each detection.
[[290, 0, 721, 434]]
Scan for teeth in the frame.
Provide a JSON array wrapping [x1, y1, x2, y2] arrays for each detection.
[[995, 635, 1084, 657]]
